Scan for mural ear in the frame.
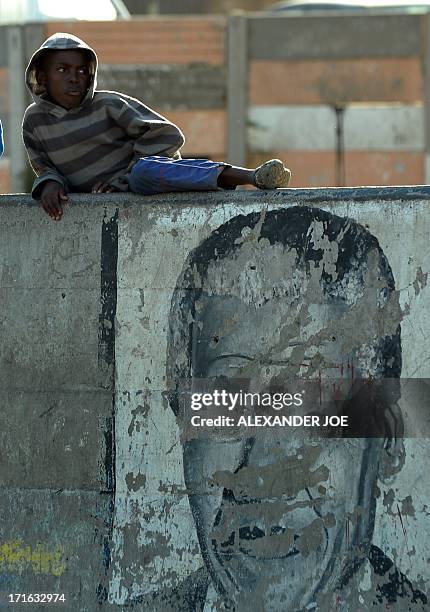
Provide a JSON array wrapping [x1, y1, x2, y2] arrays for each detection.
[[375, 399, 404, 482], [379, 435, 405, 482]]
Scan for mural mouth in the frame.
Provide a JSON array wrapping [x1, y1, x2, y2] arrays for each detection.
[[214, 526, 302, 560], [212, 525, 318, 560], [211, 497, 329, 560]]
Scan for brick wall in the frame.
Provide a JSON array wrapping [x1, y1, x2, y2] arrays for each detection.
[[45, 18, 225, 65], [0, 158, 11, 193], [248, 57, 424, 186], [0, 15, 427, 193]]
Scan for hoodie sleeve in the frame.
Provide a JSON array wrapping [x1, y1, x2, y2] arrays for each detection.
[[106, 95, 185, 191], [22, 115, 68, 199]]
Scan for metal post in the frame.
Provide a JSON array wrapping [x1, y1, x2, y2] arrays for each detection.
[[7, 26, 28, 193], [334, 105, 345, 187], [227, 12, 248, 167], [424, 14, 430, 183]]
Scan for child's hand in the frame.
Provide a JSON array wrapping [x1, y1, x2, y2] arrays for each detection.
[[40, 181, 69, 221], [91, 181, 118, 193]]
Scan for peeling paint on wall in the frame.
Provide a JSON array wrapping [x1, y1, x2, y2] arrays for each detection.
[[160, 206, 423, 610], [0, 541, 66, 576], [107, 193, 430, 610]]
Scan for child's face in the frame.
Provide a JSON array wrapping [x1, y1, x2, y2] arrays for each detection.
[[38, 49, 91, 110]]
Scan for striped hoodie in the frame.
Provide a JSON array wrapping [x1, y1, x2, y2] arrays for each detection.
[[22, 33, 185, 198]]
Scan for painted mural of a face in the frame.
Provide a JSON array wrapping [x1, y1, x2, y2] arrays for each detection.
[[167, 207, 404, 610]]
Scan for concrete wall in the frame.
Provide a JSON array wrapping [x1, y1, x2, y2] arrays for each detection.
[[0, 189, 429, 610], [0, 197, 117, 609]]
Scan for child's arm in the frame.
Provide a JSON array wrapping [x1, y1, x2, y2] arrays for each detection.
[[22, 118, 70, 219], [22, 118, 69, 198], [38, 181, 69, 221], [106, 95, 185, 191]]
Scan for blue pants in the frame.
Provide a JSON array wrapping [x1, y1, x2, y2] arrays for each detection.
[[128, 156, 228, 195]]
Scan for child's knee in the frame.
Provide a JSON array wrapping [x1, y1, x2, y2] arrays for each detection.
[[129, 160, 154, 194], [128, 165, 139, 193]]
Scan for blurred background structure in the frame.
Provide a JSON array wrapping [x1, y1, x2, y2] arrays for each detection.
[[0, 0, 429, 192], [122, 0, 277, 12]]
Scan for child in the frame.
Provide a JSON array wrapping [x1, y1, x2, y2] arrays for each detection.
[[23, 33, 291, 221]]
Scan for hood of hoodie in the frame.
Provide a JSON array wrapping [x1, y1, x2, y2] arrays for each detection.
[[25, 33, 98, 113]]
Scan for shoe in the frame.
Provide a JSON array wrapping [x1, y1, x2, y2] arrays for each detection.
[[253, 159, 291, 189]]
